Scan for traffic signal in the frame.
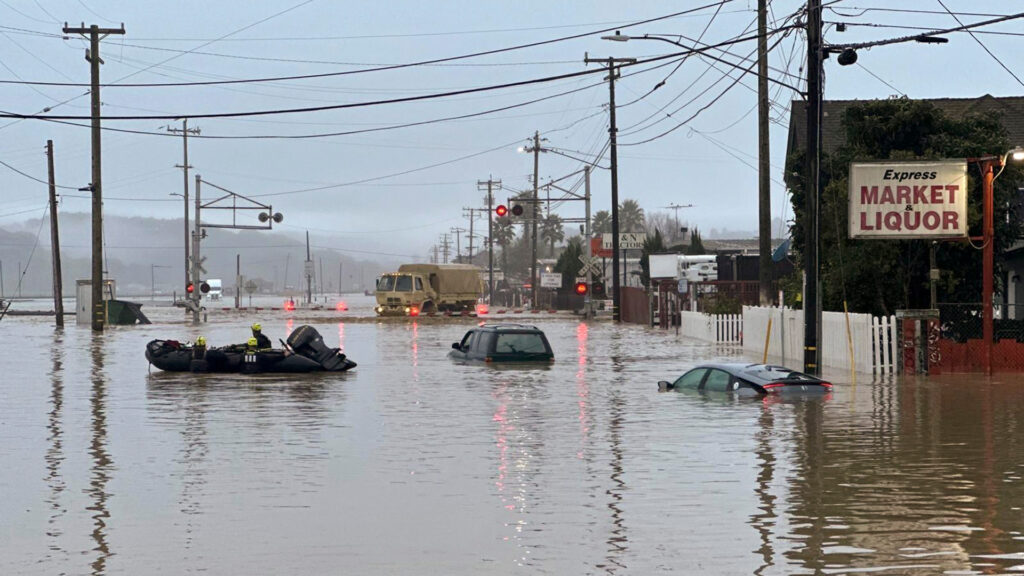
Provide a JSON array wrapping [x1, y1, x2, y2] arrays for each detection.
[[186, 282, 195, 294], [495, 204, 508, 217], [511, 203, 525, 217], [574, 282, 588, 295], [200, 281, 211, 294], [591, 281, 605, 297]]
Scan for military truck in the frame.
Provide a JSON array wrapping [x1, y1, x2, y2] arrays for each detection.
[[374, 263, 484, 316]]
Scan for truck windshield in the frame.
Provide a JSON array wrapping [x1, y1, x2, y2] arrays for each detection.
[[395, 275, 413, 292], [378, 276, 396, 291]]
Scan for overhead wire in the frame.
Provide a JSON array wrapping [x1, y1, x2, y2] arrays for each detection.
[[0, 1, 735, 89], [934, 0, 1024, 88]]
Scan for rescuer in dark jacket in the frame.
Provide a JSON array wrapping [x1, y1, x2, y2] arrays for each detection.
[[251, 323, 272, 349]]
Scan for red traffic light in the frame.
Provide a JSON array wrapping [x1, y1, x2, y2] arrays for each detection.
[[186, 282, 195, 294], [574, 282, 588, 295], [495, 204, 508, 217]]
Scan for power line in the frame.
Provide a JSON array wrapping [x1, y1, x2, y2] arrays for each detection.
[[935, 0, 1024, 88], [0, 2, 732, 89]]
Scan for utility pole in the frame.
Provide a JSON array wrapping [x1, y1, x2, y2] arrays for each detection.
[[63, 22, 125, 332], [478, 178, 500, 303], [803, 0, 823, 374], [758, 0, 773, 307], [235, 254, 241, 309], [46, 140, 64, 327], [339, 262, 343, 296], [439, 233, 451, 264], [584, 166, 593, 319], [462, 208, 479, 264], [319, 257, 324, 298], [531, 131, 540, 307], [584, 54, 635, 322], [191, 174, 202, 323], [663, 203, 693, 243], [305, 230, 312, 304], [167, 119, 200, 297], [450, 227, 466, 263]]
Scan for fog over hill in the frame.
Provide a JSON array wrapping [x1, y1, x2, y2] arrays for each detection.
[[0, 213, 412, 297]]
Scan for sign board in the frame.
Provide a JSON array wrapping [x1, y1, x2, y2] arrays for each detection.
[[677, 278, 688, 294], [602, 232, 646, 250], [648, 254, 678, 279], [591, 236, 611, 258], [479, 271, 504, 282], [540, 272, 562, 288], [849, 160, 967, 239]]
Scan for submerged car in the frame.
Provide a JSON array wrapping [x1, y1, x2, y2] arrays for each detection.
[[449, 323, 554, 363], [658, 363, 832, 396]]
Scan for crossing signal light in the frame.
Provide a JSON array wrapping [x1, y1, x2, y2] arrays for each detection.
[[574, 282, 588, 295], [511, 203, 524, 217], [200, 282, 211, 294], [495, 204, 508, 217], [592, 281, 605, 297], [186, 282, 195, 294]]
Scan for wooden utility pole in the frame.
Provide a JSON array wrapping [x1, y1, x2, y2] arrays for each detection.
[[803, 0, 823, 374], [305, 230, 312, 304], [63, 22, 125, 331], [46, 140, 64, 327], [478, 178, 500, 303], [167, 119, 200, 296], [584, 55, 635, 322], [758, 0, 772, 306], [531, 131, 540, 307], [191, 174, 202, 323]]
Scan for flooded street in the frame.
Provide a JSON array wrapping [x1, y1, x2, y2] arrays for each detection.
[[3, 296, 1024, 574]]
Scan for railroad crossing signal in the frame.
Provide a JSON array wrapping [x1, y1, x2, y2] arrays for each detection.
[[578, 255, 600, 276], [495, 204, 508, 217]]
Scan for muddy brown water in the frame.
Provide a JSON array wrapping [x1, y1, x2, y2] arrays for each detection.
[[3, 297, 1024, 574]]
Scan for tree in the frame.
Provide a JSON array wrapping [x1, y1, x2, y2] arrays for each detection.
[[788, 97, 1024, 315], [592, 210, 611, 235], [540, 213, 565, 257], [554, 236, 584, 288], [640, 228, 666, 288], [619, 199, 645, 232], [492, 216, 517, 275], [686, 229, 706, 255]]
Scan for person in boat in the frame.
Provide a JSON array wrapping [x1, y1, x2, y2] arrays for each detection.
[[193, 336, 207, 359], [251, 323, 272, 349]]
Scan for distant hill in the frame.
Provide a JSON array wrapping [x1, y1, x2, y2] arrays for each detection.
[[0, 213, 409, 297]]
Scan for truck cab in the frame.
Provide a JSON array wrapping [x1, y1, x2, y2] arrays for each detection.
[[374, 273, 428, 316], [206, 278, 223, 301]]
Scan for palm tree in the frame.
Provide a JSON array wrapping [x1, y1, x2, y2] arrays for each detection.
[[492, 216, 517, 273], [618, 199, 645, 233], [592, 210, 611, 235], [540, 214, 564, 257]]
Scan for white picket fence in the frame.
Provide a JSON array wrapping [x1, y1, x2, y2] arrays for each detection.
[[678, 311, 742, 344], [674, 307, 898, 374], [742, 306, 898, 375]]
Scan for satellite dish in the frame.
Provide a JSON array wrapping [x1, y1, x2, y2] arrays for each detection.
[[771, 238, 791, 262]]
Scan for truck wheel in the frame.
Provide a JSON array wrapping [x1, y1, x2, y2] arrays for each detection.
[[421, 301, 436, 314]]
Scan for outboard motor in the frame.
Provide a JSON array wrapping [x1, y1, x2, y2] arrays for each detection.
[[287, 325, 356, 371]]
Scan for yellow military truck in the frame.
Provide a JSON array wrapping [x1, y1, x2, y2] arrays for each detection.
[[374, 263, 484, 316]]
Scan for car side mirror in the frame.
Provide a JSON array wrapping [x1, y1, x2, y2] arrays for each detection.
[[452, 342, 461, 350], [658, 380, 674, 392]]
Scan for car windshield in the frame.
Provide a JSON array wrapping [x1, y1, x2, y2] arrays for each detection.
[[494, 333, 547, 354], [395, 275, 413, 292], [743, 365, 816, 382], [378, 275, 396, 291]]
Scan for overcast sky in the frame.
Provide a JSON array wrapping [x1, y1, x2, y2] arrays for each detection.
[[0, 0, 1021, 261]]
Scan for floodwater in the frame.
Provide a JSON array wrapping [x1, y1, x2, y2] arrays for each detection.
[[3, 295, 1024, 575]]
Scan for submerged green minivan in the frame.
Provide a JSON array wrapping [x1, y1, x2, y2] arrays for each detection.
[[449, 324, 554, 363]]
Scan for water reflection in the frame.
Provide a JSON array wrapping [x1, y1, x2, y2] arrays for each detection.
[[751, 404, 777, 576], [598, 387, 628, 575], [44, 329, 67, 564], [87, 335, 113, 575]]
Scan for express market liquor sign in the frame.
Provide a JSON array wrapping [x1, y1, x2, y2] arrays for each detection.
[[849, 160, 967, 239]]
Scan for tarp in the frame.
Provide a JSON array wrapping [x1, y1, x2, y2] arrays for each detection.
[[397, 264, 483, 295]]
